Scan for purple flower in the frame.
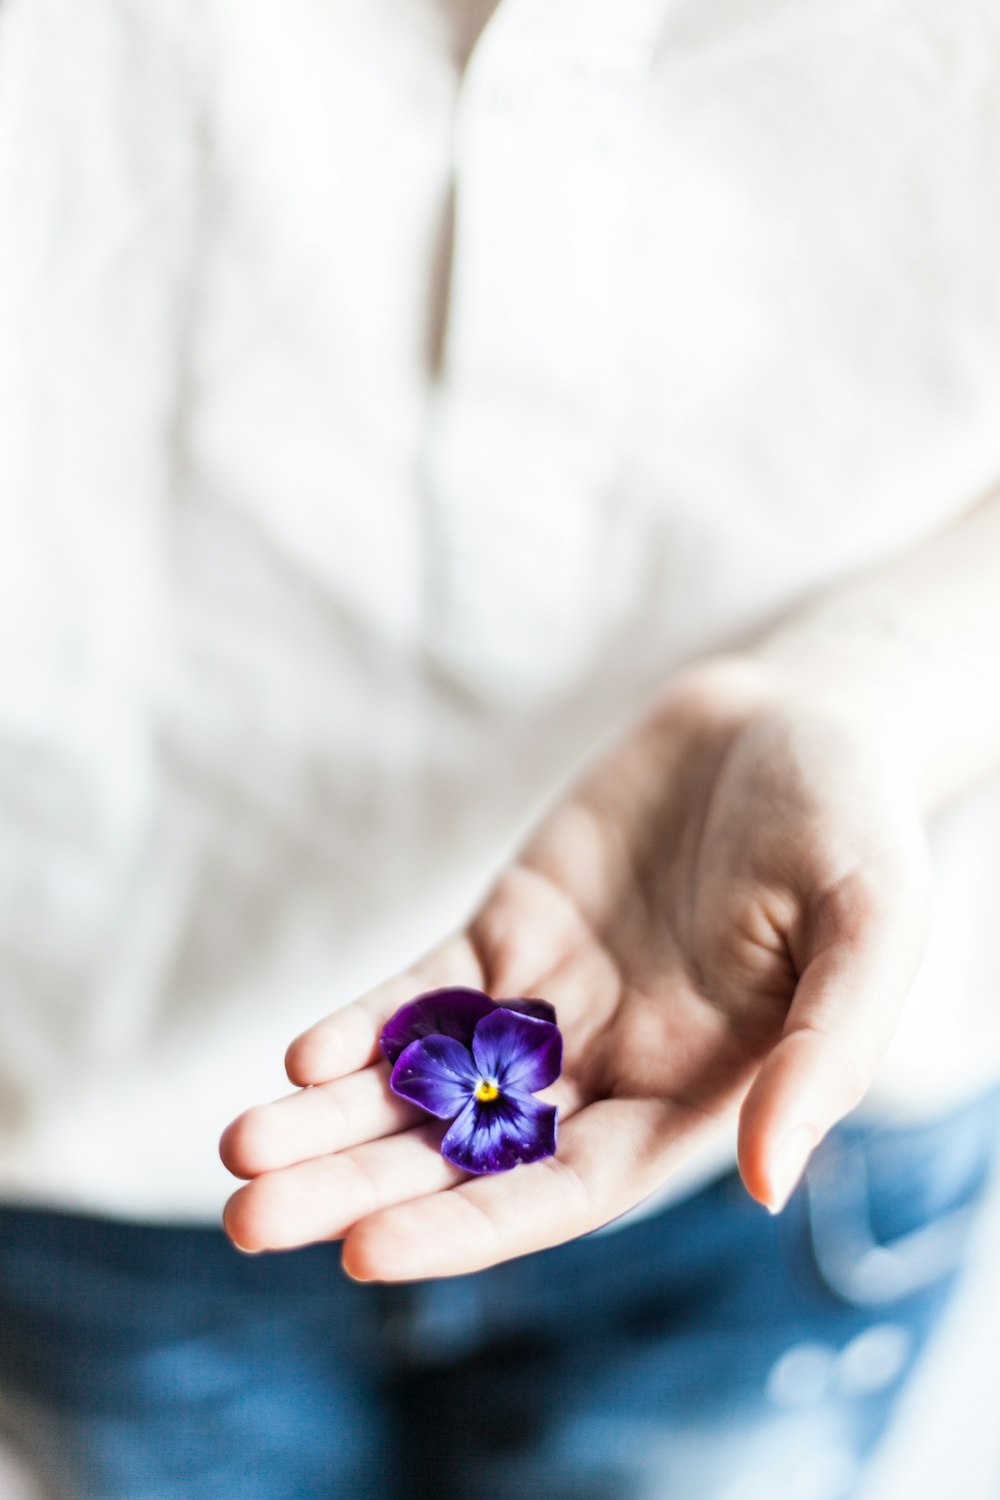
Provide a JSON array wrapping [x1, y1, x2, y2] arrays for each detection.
[[379, 986, 557, 1065], [382, 989, 562, 1175]]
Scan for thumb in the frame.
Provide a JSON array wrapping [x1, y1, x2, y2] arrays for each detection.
[[737, 867, 929, 1213]]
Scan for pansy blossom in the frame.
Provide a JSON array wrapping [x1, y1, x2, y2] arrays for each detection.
[[381, 988, 562, 1174]]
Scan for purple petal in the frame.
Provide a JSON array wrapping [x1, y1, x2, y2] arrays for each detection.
[[389, 1035, 478, 1119], [471, 1009, 563, 1095], [379, 988, 495, 1065], [379, 988, 558, 1065], [441, 1092, 558, 1174], [498, 997, 558, 1026]]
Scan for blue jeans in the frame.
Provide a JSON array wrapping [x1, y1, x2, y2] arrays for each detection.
[[1, 1094, 998, 1500]]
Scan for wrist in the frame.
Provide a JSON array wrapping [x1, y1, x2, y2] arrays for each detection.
[[748, 598, 927, 787], [650, 639, 927, 818], [734, 488, 1000, 817]]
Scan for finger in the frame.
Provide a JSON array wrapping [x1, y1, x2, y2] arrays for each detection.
[[224, 1075, 585, 1253], [340, 1095, 715, 1282], [737, 864, 929, 1213], [468, 861, 608, 1017], [284, 936, 484, 1086], [219, 1063, 422, 1180], [223, 1124, 462, 1252]]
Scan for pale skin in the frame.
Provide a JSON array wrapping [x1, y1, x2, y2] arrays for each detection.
[[220, 487, 1000, 1280]]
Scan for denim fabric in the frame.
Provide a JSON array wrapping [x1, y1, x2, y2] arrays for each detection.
[[1, 1092, 998, 1500]]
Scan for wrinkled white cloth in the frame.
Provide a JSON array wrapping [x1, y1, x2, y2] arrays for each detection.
[[1, 0, 1000, 1220]]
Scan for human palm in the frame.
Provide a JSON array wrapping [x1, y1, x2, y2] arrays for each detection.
[[221, 661, 930, 1278]]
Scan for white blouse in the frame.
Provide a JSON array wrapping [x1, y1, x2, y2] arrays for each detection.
[[1, 0, 999, 1220]]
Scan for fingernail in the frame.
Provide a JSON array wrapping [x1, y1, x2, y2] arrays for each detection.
[[340, 1252, 379, 1283], [766, 1126, 816, 1214], [223, 1221, 264, 1256]]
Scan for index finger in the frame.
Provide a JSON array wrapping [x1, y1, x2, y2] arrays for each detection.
[[284, 936, 485, 1085]]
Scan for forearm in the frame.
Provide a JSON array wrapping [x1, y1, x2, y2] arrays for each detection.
[[747, 485, 1000, 816]]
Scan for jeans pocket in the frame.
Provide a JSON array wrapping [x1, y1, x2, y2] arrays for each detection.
[[802, 1090, 1000, 1308]]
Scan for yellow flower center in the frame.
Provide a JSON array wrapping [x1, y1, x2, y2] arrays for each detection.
[[474, 1078, 500, 1103]]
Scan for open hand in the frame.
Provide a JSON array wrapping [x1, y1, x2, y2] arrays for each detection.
[[220, 657, 930, 1279]]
